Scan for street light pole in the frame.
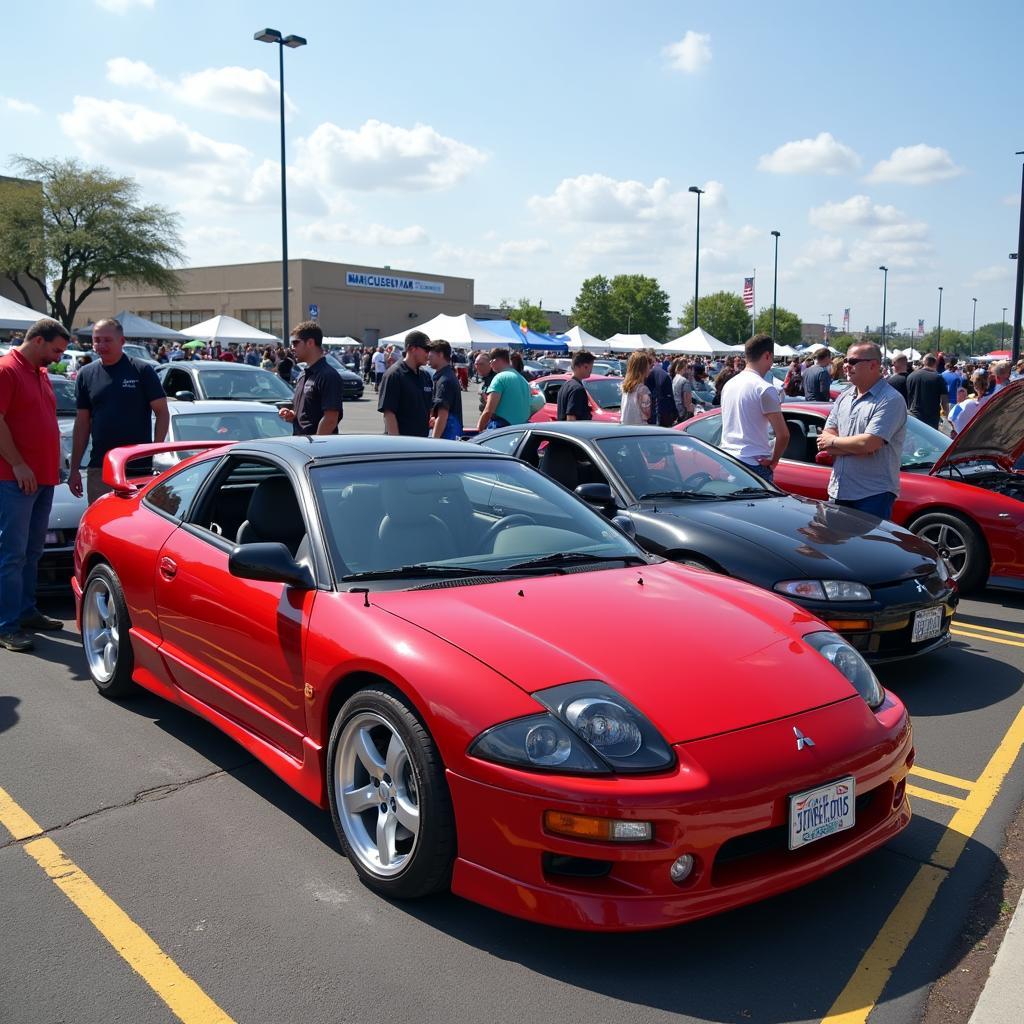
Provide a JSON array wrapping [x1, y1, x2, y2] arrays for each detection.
[[255, 27, 307, 340], [879, 266, 888, 351], [936, 286, 943, 350], [971, 297, 977, 357], [1013, 151, 1024, 364], [770, 230, 780, 343], [688, 186, 704, 330], [1002, 307, 1008, 347]]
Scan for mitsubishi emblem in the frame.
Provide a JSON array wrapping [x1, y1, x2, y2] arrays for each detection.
[[794, 727, 815, 751]]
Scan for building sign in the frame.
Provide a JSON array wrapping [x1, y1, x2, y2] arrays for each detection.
[[345, 271, 444, 295]]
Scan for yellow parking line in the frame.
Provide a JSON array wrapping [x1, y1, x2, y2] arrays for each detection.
[[820, 702, 1024, 1024], [953, 619, 1024, 639], [905, 784, 965, 809], [0, 786, 236, 1024], [950, 628, 1024, 649], [908, 766, 974, 791]]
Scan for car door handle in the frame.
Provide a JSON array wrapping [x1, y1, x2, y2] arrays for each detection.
[[159, 557, 177, 580]]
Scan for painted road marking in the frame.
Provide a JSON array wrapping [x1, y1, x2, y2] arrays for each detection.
[[0, 785, 236, 1024], [954, 619, 1024, 639], [820, 703, 1024, 1024], [951, 628, 1024, 649], [909, 766, 974, 791], [905, 784, 965, 809]]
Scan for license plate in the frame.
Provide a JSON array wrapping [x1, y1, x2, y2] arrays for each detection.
[[788, 777, 856, 850], [912, 606, 943, 643], [45, 531, 59, 545]]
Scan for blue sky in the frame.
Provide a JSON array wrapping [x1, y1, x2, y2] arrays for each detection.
[[5, 0, 1023, 336]]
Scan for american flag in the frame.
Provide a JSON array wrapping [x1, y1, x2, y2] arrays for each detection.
[[842, 308, 850, 327], [743, 277, 754, 309], [917, 319, 925, 336]]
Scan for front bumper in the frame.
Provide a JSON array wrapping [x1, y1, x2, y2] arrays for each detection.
[[448, 698, 913, 931], [38, 531, 77, 594]]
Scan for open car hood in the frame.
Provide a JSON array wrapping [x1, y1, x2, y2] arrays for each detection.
[[931, 379, 1024, 474]]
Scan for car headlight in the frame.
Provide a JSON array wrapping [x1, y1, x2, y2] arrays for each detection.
[[774, 579, 872, 601], [804, 630, 885, 709], [470, 681, 675, 774]]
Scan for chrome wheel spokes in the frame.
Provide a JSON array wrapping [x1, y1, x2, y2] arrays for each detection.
[[83, 579, 119, 683]]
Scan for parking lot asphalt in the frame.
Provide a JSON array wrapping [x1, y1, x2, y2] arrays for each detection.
[[1, 580, 1022, 1024]]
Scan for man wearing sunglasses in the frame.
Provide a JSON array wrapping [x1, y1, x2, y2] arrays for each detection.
[[816, 342, 907, 520]]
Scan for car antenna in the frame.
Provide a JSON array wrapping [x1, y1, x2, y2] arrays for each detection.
[[350, 587, 371, 608]]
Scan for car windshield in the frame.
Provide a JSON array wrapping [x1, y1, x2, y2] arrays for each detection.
[[900, 416, 952, 468], [595, 434, 774, 500], [196, 368, 292, 401], [172, 410, 292, 442], [584, 378, 623, 410], [50, 376, 77, 415], [310, 457, 641, 582]]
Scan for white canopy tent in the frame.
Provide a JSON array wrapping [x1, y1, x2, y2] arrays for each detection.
[[897, 347, 923, 361], [563, 325, 610, 353], [0, 294, 50, 331], [773, 344, 798, 358], [803, 343, 842, 355], [182, 314, 280, 345], [605, 332, 659, 353], [660, 326, 735, 356], [323, 336, 362, 348], [380, 313, 511, 350]]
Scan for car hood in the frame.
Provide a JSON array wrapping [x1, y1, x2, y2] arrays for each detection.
[[639, 494, 937, 584], [932, 379, 1024, 473], [50, 483, 88, 529], [372, 562, 858, 744]]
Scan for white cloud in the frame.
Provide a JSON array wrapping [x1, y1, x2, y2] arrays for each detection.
[[868, 222, 929, 242], [303, 222, 429, 247], [434, 238, 552, 271], [663, 31, 712, 74], [793, 236, 846, 270], [106, 58, 291, 120], [867, 144, 964, 185], [296, 119, 487, 192], [1002, 193, 1019, 207], [96, 0, 155, 12], [970, 264, 1014, 285], [758, 132, 860, 175], [809, 195, 908, 230], [846, 238, 932, 270], [2, 97, 40, 114], [528, 174, 692, 223]]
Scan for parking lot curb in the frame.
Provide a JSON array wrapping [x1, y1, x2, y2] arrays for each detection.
[[968, 887, 1024, 1023]]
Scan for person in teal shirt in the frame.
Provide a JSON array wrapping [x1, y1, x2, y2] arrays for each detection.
[[476, 348, 532, 430]]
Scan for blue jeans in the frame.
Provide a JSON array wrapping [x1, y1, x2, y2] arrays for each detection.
[[835, 492, 897, 520], [746, 463, 774, 485], [0, 482, 54, 632]]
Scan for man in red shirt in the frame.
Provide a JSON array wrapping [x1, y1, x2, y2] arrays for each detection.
[[0, 318, 71, 651]]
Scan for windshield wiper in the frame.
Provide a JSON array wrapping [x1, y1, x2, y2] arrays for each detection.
[[901, 461, 936, 469], [722, 487, 777, 499], [342, 564, 499, 582], [501, 551, 648, 572], [638, 489, 723, 500]]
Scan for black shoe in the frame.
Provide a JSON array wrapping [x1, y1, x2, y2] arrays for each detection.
[[19, 611, 63, 632], [0, 631, 34, 652]]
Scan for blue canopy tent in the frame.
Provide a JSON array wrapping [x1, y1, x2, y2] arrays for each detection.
[[477, 319, 568, 352]]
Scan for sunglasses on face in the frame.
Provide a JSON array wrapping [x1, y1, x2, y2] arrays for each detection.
[[845, 358, 878, 367]]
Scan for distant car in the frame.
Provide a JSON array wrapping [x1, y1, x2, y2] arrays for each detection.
[[156, 361, 294, 404], [473, 421, 958, 662], [123, 343, 158, 365], [530, 374, 622, 423], [679, 382, 1024, 592], [293, 354, 364, 400], [592, 360, 623, 377], [520, 360, 548, 381]]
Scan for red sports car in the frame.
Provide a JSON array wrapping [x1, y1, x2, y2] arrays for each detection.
[[74, 436, 913, 931], [679, 381, 1024, 592], [531, 373, 622, 423]]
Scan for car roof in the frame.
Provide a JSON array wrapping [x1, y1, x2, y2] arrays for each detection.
[[534, 373, 618, 384], [167, 399, 284, 415], [482, 421, 661, 442], [159, 361, 268, 373], [223, 434, 509, 467]]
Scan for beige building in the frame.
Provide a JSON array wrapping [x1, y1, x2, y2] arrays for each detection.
[[74, 259, 474, 345]]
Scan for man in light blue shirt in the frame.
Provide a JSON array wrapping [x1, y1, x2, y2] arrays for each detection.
[[817, 342, 907, 520]]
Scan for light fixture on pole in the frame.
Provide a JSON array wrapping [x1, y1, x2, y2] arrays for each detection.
[[688, 186, 704, 329], [936, 286, 943, 349], [770, 231, 780, 343], [879, 266, 888, 350], [971, 297, 977, 356], [254, 27, 307, 340]]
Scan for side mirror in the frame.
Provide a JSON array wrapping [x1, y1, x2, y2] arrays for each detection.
[[575, 482, 616, 515], [815, 449, 834, 466], [229, 542, 315, 589], [173, 390, 195, 402], [611, 514, 637, 539]]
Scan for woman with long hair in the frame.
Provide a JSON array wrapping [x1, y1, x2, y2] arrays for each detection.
[[830, 355, 847, 381], [620, 351, 652, 424]]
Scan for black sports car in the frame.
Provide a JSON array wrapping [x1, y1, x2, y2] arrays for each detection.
[[473, 422, 958, 662]]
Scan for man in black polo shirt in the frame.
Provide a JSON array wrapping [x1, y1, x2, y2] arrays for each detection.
[[279, 321, 344, 435], [556, 350, 594, 420], [69, 318, 168, 504], [378, 331, 433, 436], [427, 339, 464, 439]]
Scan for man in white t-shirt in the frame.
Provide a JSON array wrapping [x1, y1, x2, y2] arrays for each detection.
[[371, 348, 387, 391], [719, 334, 790, 485]]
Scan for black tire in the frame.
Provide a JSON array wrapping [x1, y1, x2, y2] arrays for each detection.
[[908, 511, 987, 593], [675, 554, 721, 573], [81, 564, 137, 699], [326, 685, 455, 900]]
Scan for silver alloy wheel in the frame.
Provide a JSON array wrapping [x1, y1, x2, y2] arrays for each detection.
[[335, 711, 420, 878], [915, 521, 969, 580], [83, 577, 119, 683]]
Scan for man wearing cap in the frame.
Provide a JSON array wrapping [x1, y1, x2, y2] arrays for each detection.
[[378, 331, 434, 436]]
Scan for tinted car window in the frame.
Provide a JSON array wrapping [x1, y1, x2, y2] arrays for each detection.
[[171, 410, 292, 442], [51, 376, 77, 415], [195, 368, 293, 401], [685, 415, 723, 446], [476, 431, 525, 455], [162, 367, 193, 396], [144, 460, 217, 520], [584, 378, 622, 410]]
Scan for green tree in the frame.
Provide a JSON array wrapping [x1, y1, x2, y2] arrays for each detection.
[[607, 273, 670, 340], [0, 156, 183, 328], [679, 290, 751, 345], [498, 297, 550, 333], [754, 305, 802, 348], [570, 275, 615, 339]]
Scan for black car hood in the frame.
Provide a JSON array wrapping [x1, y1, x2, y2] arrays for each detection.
[[636, 493, 937, 584]]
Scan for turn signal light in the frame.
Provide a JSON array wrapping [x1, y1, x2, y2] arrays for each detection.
[[824, 619, 872, 632], [543, 811, 652, 843]]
